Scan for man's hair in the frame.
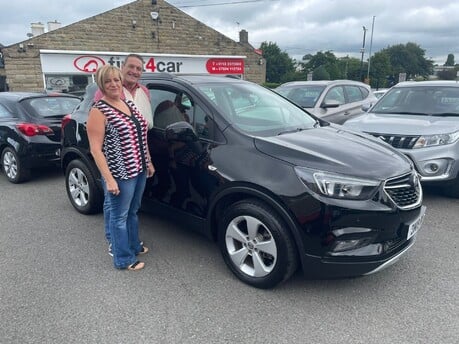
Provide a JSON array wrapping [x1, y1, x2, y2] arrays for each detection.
[[123, 53, 144, 65], [95, 65, 122, 94]]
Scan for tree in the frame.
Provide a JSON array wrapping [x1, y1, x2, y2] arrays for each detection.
[[337, 56, 362, 81], [369, 51, 391, 88], [444, 54, 455, 66], [300, 51, 342, 79], [381, 42, 434, 81], [312, 65, 330, 80], [259, 42, 296, 83]]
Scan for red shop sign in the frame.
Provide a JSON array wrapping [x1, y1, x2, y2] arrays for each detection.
[[205, 58, 244, 74]]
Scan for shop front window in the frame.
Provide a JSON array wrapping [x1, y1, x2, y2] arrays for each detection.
[[45, 74, 91, 96]]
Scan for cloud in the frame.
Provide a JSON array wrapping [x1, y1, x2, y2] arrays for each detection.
[[1, 0, 458, 65]]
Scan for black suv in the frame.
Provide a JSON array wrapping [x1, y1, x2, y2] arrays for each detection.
[[61, 74, 425, 288]]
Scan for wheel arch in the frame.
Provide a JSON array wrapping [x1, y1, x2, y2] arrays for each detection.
[[208, 183, 306, 261], [61, 148, 101, 187]]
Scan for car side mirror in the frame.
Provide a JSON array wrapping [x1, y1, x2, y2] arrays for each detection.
[[321, 100, 341, 109], [361, 103, 372, 112], [164, 121, 198, 142]]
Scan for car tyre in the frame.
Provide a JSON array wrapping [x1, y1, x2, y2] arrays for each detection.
[[65, 159, 103, 214], [218, 199, 298, 289], [1, 147, 31, 183]]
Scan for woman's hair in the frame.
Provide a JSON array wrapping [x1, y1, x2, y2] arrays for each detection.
[[95, 65, 123, 94]]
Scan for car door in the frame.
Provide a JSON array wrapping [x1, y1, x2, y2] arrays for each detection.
[[0, 101, 21, 147], [317, 85, 352, 124], [342, 85, 369, 121], [143, 83, 223, 218]]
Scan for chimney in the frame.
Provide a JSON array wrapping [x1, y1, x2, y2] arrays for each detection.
[[239, 29, 249, 44], [48, 20, 61, 32], [31, 22, 45, 36]]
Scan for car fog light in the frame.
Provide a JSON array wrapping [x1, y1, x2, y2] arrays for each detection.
[[427, 163, 438, 172], [419, 159, 449, 176], [331, 237, 375, 253], [332, 239, 364, 252]]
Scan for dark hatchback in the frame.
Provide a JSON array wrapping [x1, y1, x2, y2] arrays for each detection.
[[61, 74, 425, 288], [0, 92, 80, 183]]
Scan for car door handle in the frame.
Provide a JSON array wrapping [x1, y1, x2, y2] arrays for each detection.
[[344, 111, 350, 115]]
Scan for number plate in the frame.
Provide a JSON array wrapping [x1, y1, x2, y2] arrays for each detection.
[[407, 206, 426, 240]]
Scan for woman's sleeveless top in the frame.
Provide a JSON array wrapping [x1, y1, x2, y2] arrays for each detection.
[[94, 99, 149, 180]]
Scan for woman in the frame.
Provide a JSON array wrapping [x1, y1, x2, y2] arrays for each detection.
[[87, 64, 155, 271]]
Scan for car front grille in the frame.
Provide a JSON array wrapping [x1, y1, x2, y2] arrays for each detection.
[[368, 133, 419, 149], [384, 172, 422, 209]]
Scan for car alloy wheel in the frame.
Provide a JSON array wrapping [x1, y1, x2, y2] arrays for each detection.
[[1, 147, 30, 183], [218, 199, 298, 289], [65, 159, 103, 214], [225, 215, 278, 278]]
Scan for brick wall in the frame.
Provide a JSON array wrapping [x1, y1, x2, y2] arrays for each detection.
[[2, 0, 265, 91]]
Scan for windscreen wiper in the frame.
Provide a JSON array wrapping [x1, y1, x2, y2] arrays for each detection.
[[431, 112, 459, 117], [277, 127, 307, 136]]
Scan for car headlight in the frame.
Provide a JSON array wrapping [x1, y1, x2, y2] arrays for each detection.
[[294, 167, 381, 200], [413, 131, 459, 148]]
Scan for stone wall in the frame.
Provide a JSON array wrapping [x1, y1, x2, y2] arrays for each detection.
[[2, 0, 265, 91]]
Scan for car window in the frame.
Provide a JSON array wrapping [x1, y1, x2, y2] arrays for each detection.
[[345, 85, 364, 103], [277, 86, 324, 108], [372, 86, 459, 115], [359, 86, 370, 98], [324, 86, 345, 105], [149, 87, 214, 140], [24, 97, 80, 117], [197, 82, 317, 137], [0, 103, 11, 118]]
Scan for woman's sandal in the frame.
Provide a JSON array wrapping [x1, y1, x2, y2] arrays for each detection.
[[127, 261, 145, 271], [138, 246, 149, 255]]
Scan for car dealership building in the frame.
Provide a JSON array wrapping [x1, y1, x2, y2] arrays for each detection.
[[0, 0, 266, 93]]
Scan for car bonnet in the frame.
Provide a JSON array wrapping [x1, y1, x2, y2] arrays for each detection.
[[344, 112, 459, 136], [253, 125, 411, 180]]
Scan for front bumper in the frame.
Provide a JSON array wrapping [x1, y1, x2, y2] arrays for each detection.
[[293, 199, 425, 279], [401, 144, 459, 182]]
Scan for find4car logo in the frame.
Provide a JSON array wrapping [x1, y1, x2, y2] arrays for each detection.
[[145, 57, 183, 73], [73, 55, 106, 72]]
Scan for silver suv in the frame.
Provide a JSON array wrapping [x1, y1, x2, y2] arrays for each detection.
[[275, 80, 377, 124], [344, 80, 459, 197]]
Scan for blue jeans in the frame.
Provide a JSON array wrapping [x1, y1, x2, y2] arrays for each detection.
[[102, 172, 146, 269], [103, 188, 111, 242]]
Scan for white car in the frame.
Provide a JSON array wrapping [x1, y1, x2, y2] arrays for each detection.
[[344, 80, 459, 198], [373, 88, 389, 99], [275, 80, 378, 124]]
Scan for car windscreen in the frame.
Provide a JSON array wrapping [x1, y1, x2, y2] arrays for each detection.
[[23, 96, 81, 118], [371, 86, 459, 116], [276, 85, 325, 108], [197, 82, 317, 137]]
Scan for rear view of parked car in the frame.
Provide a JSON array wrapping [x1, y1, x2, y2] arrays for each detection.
[[344, 81, 459, 197], [0, 92, 80, 183], [275, 80, 377, 124], [62, 74, 425, 288]]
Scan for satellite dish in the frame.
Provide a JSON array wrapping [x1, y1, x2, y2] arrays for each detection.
[[150, 12, 159, 20]]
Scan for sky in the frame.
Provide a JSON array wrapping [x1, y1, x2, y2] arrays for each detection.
[[1, 0, 459, 65]]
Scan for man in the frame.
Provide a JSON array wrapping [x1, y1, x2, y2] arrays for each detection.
[[95, 53, 153, 128], [94, 54, 153, 255]]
